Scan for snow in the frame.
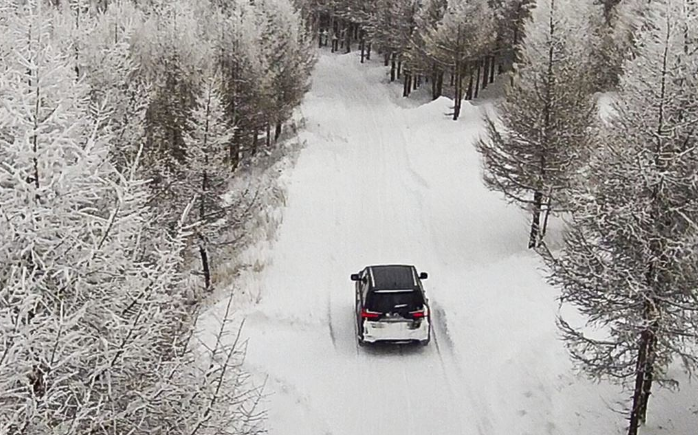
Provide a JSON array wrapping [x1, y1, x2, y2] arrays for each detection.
[[199, 52, 698, 435]]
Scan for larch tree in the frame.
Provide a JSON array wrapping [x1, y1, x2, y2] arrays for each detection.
[[412, 0, 448, 99], [181, 72, 235, 291], [423, 0, 495, 119], [215, 0, 266, 168], [476, 0, 598, 248], [256, 0, 315, 144], [0, 3, 263, 433], [543, 2, 698, 435]]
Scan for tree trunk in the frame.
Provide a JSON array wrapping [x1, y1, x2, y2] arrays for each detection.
[[474, 61, 482, 98], [453, 62, 461, 121], [482, 56, 490, 89], [403, 71, 411, 97], [628, 325, 656, 435], [329, 14, 335, 52], [265, 122, 271, 147], [397, 61, 402, 80], [367, 42, 371, 60], [466, 68, 474, 100], [274, 122, 282, 142], [198, 163, 211, 291], [384, 51, 390, 66], [528, 190, 543, 248], [360, 38, 365, 63], [540, 192, 552, 239], [490, 55, 496, 83], [390, 54, 396, 81], [345, 23, 351, 53], [198, 237, 211, 291], [230, 131, 240, 172], [431, 63, 438, 99], [437, 71, 443, 99]]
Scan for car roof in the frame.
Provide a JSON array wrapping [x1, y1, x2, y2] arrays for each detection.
[[367, 265, 419, 291]]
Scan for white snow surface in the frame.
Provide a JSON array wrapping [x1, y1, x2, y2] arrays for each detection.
[[199, 53, 698, 435]]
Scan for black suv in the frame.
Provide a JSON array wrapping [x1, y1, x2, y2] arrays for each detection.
[[351, 264, 431, 346]]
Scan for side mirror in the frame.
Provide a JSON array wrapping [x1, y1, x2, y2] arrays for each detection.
[[350, 273, 360, 281], [419, 272, 428, 280]]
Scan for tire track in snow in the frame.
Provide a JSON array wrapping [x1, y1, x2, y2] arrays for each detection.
[[431, 303, 497, 435], [327, 292, 337, 349]]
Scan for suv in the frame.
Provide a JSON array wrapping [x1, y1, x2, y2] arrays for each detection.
[[351, 264, 431, 346]]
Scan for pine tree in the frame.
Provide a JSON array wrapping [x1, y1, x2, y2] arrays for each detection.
[[544, 2, 698, 434], [476, 0, 597, 248]]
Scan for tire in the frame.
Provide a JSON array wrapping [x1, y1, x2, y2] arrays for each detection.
[[358, 335, 366, 347]]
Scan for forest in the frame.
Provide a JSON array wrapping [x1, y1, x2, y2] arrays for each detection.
[[1, 1, 697, 435]]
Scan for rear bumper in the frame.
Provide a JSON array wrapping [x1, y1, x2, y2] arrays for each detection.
[[362, 319, 430, 343]]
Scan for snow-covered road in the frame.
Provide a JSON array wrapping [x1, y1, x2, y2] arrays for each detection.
[[201, 53, 697, 435]]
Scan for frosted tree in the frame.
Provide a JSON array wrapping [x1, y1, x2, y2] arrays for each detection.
[[544, 2, 698, 435], [586, 0, 648, 91], [180, 73, 235, 290], [131, 0, 204, 227], [63, 0, 151, 171], [0, 3, 183, 430], [256, 0, 315, 145], [423, 0, 494, 119], [490, 0, 535, 72], [215, 1, 267, 168], [411, 0, 447, 99], [366, 0, 419, 81], [476, 0, 598, 248], [1, 3, 264, 434]]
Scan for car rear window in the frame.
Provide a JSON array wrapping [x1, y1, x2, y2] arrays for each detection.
[[366, 290, 424, 314], [371, 266, 416, 290]]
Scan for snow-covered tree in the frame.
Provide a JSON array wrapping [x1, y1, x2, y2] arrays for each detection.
[[490, 0, 535, 71], [411, 0, 447, 99], [215, 1, 267, 168], [257, 0, 315, 142], [477, 0, 598, 248], [366, 0, 419, 80], [0, 3, 263, 433], [180, 73, 235, 290], [423, 0, 495, 119], [544, 2, 698, 434], [76, 0, 149, 170]]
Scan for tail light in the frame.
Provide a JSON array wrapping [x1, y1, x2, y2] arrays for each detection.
[[410, 309, 427, 319], [361, 309, 381, 320]]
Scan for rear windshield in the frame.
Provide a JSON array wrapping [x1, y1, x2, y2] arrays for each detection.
[[372, 266, 416, 290], [366, 290, 424, 314]]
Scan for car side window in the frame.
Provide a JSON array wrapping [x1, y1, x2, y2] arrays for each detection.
[[361, 269, 370, 301]]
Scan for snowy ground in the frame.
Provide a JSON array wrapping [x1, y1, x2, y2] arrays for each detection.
[[200, 52, 698, 435]]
